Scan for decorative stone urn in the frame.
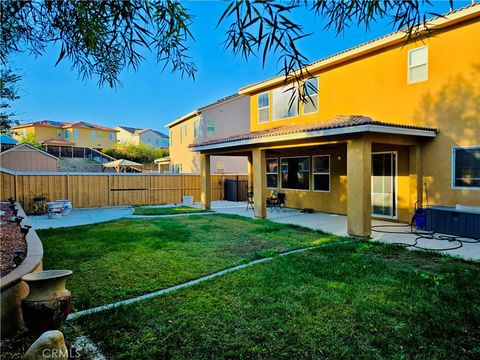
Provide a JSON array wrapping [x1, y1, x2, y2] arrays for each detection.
[[21, 270, 73, 333]]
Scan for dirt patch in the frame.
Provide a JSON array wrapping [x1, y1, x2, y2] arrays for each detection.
[[1, 202, 27, 277]]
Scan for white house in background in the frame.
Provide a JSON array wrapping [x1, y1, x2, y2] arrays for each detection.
[[115, 126, 169, 149]]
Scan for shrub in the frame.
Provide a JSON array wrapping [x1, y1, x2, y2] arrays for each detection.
[[104, 142, 168, 165]]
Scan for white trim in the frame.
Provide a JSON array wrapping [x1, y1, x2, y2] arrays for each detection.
[[0, 143, 59, 160], [312, 154, 330, 192], [451, 145, 480, 190], [280, 156, 311, 191], [371, 151, 398, 219], [191, 124, 437, 152], [407, 45, 428, 84]]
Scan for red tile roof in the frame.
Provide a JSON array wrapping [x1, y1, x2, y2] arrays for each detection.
[[191, 115, 437, 148]]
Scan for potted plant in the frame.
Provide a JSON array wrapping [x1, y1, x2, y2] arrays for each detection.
[[32, 194, 48, 214]]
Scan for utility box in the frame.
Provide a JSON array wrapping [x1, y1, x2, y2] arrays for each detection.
[[426, 206, 480, 238]]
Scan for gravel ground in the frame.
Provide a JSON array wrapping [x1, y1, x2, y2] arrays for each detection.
[[1, 202, 27, 277]]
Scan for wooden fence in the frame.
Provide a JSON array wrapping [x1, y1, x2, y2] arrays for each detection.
[[0, 169, 248, 211]]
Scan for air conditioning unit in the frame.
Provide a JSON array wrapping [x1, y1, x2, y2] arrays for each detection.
[[426, 205, 480, 238]]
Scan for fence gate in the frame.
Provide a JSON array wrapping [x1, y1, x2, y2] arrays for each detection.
[[224, 177, 248, 202]]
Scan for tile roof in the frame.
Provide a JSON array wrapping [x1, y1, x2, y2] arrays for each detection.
[[191, 115, 438, 148], [12, 120, 118, 132], [118, 126, 168, 138]]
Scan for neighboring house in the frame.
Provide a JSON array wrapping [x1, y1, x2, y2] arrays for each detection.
[[0, 134, 18, 152], [192, 5, 480, 238], [116, 126, 169, 149], [0, 143, 58, 172], [11, 120, 118, 150], [166, 94, 250, 174]]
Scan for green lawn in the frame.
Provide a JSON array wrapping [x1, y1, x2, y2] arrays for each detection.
[[133, 205, 209, 215], [38, 214, 334, 309], [71, 241, 480, 360]]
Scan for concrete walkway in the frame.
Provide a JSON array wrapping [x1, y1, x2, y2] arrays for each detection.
[[29, 206, 133, 230]]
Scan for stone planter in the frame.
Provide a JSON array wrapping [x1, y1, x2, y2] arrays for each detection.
[[32, 199, 47, 215], [21, 270, 72, 333]]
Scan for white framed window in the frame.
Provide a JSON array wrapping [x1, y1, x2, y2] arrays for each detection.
[[280, 156, 310, 190], [98, 131, 103, 138], [91, 131, 96, 140], [73, 129, 80, 138], [206, 120, 215, 138], [179, 126, 183, 144], [57, 129, 62, 137], [109, 132, 115, 141], [64, 130, 71, 138], [312, 155, 330, 192], [452, 146, 480, 189], [408, 46, 428, 84], [273, 86, 299, 120], [266, 158, 278, 188], [302, 77, 318, 114], [258, 92, 270, 123]]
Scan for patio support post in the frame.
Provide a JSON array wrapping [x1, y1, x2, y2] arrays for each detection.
[[347, 136, 372, 237], [200, 153, 211, 210], [247, 153, 253, 189], [409, 144, 423, 213], [252, 148, 266, 218]]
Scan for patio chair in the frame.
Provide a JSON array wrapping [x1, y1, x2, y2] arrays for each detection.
[[270, 192, 286, 213], [246, 187, 255, 211]]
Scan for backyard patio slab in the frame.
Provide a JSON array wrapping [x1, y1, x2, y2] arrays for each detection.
[[29, 206, 133, 229], [205, 201, 480, 261]]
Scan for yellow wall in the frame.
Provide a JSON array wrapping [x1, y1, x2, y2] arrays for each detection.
[[248, 18, 480, 211], [169, 114, 200, 173], [12, 125, 117, 149]]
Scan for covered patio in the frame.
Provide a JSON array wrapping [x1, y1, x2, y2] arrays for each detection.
[[192, 116, 438, 238]]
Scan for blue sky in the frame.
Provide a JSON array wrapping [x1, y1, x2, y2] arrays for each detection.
[[10, 0, 468, 132]]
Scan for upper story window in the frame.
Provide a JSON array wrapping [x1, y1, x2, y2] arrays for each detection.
[[91, 131, 96, 140], [273, 86, 298, 120], [258, 92, 270, 123], [109, 132, 115, 141], [302, 77, 318, 114], [73, 129, 80, 138], [57, 129, 62, 137], [98, 131, 103, 138], [179, 126, 183, 144], [21, 129, 26, 136], [452, 146, 480, 189], [64, 130, 71, 138], [194, 119, 200, 140], [408, 46, 428, 84], [206, 120, 215, 138]]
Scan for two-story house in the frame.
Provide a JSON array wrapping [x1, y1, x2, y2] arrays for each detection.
[[11, 120, 118, 150], [166, 94, 250, 174], [116, 126, 169, 149], [192, 5, 480, 237]]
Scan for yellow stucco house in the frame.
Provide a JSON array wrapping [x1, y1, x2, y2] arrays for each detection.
[[11, 120, 119, 150], [192, 5, 480, 237]]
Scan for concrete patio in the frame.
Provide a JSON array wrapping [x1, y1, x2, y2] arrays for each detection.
[[29, 206, 133, 230], [206, 201, 480, 261]]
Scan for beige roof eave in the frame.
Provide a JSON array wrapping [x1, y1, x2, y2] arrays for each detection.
[[165, 110, 199, 129]]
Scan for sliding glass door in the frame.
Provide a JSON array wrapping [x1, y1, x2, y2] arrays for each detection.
[[371, 152, 397, 218]]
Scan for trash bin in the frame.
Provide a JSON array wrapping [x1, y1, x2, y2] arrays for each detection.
[[183, 195, 193, 206]]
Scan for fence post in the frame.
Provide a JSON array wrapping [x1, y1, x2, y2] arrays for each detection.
[[108, 175, 112, 206], [14, 174, 18, 201]]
